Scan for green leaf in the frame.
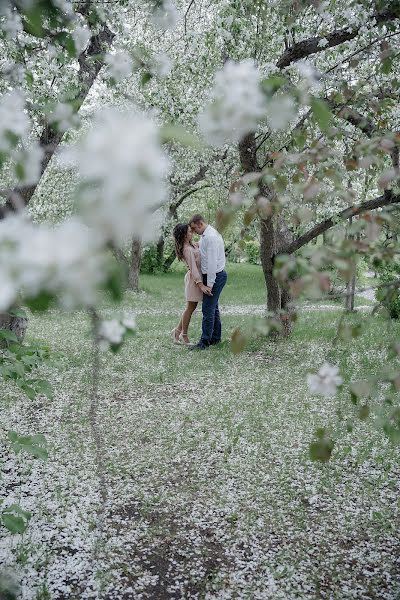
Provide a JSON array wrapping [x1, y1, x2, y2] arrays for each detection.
[[311, 97, 332, 132], [140, 71, 152, 86], [309, 428, 334, 462], [0, 330, 18, 343], [159, 124, 203, 149], [8, 431, 48, 460], [35, 379, 54, 399], [7, 308, 27, 319], [261, 75, 287, 97], [1, 504, 31, 534]]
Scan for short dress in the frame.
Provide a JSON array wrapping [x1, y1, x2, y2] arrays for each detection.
[[183, 243, 203, 302]]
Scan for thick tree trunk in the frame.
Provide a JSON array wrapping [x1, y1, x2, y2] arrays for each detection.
[[260, 218, 281, 313], [0, 312, 28, 348], [156, 235, 165, 265], [128, 238, 142, 292]]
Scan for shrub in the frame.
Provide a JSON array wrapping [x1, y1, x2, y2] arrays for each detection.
[[140, 245, 162, 274], [375, 262, 400, 319], [245, 240, 260, 265]]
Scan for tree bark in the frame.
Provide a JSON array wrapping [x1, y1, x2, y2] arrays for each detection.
[[128, 238, 142, 292], [0, 312, 28, 348]]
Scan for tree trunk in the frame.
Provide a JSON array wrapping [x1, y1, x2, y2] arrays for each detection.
[[0, 312, 28, 348], [260, 218, 281, 313], [128, 238, 142, 292], [345, 274, 356, 312]]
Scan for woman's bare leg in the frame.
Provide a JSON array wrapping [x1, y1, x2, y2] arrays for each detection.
[[181, 302, 198, 342]]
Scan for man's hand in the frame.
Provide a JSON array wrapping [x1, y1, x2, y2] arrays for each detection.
[[199, 283, 213, 296]]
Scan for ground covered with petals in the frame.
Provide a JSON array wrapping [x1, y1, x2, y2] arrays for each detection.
[[1, 265, 399, 599]]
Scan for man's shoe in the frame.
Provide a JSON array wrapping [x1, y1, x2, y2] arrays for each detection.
[[209, 340, 221, 346], [188, 343, 208, 351]]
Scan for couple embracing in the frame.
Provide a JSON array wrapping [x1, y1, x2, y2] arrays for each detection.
[[172, 214, 227, 350]]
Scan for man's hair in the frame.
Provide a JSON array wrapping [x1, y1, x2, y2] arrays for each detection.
[[190, 214, 206, 225]]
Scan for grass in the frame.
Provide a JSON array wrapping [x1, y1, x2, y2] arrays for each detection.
[[0, 263, 399, 599]]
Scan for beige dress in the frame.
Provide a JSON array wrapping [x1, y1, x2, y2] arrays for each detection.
[[183, 243, 203, 302]]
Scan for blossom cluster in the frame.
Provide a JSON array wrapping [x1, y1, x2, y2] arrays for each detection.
[[198, 60, 267, 147], [98, 314, 136, 351], [66, 109, 170, 246], [0, 215, 107, 311], [307, 362, 343, 398]]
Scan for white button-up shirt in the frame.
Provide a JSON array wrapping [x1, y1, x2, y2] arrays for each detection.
[[199, 225, 225, 287]]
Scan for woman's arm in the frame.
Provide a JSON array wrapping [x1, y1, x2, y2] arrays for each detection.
[[183, 246, 202, 284]]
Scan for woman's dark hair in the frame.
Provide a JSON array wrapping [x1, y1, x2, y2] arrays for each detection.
[[173, 223, 189, 261]]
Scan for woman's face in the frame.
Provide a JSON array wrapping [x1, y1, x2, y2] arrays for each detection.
[[185, 227, 193, 242]]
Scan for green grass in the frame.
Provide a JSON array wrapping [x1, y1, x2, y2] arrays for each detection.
[[1, 263, 399, 599]]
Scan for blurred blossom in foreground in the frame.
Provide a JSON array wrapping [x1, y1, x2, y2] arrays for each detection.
[[105, 51, 133, 82], [307, 363, 343, 398], [151, 0, 179, 30], [64, 109, 170, 246], [0, 90, 30, 152], [98, 314, 136, 351], [198, 60, 266, 147], [0, 215, 106, 311]]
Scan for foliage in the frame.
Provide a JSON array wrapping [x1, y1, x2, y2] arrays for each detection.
[[140, 244, 164, 274], [375, 261, 400, 319], [244, 240, 260, 265]]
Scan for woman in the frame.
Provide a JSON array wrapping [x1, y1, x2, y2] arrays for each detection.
[[171, 223, 208, 345]]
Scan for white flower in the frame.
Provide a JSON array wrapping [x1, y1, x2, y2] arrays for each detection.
[[65, 108, 170, 246], [0, 6, 23, 38], [318, 37, 329, 48], [14, 143, 44, 185], [105, 52, 133, 82], [99, 319, 125, 347], [307, 362, 343, 398], [295, 61, 322, 94], [150, 52, 173, 78], [49, 103, 79, 132], [121, 313, 136, 330], [0, 214, 107, 311], [72, 24, 91, 54], [266, 95, 296, 130], [151, 0, 179, 30], [0, 90, 30, 152], [198, 60, 266, 147], [0, 268, 17, 312]]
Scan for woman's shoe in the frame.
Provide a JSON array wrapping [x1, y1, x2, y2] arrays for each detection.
[[171, 328, 182, 344], [179, 333, 191, 346]]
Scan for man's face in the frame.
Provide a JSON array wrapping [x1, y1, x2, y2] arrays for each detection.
[[191, 221, 206, 235]]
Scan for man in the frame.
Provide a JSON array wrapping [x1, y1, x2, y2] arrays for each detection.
[[189, 214, 227, 350]]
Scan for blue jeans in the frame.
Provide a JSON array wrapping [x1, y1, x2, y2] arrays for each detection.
[[199, 270, 227, 347]]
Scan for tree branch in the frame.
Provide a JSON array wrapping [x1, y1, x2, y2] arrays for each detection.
[[277, 190, 399, 257], [276, 2, 400, 69]]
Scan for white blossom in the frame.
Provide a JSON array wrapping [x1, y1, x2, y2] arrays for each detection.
[[49, 103, 79, 133], [99, 319, 125, 344], [151, 0, 179, 30], [307, 362, 343, 398], [72, 24, 91, 54], [0, 214, 107, 310], [198, 60, 266, 147], [266, 95, 296, 130], [105, 52, 133, 82], [14, 143, 44, 185], [65, 108, 170, 246], [0, 90, 30, 152], [0, 6, 22, 38], [150, 52, 173, 78], [121, 313, 136, 330]]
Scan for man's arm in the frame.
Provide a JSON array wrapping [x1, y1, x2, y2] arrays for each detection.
[[206, 235, 218, 288]]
